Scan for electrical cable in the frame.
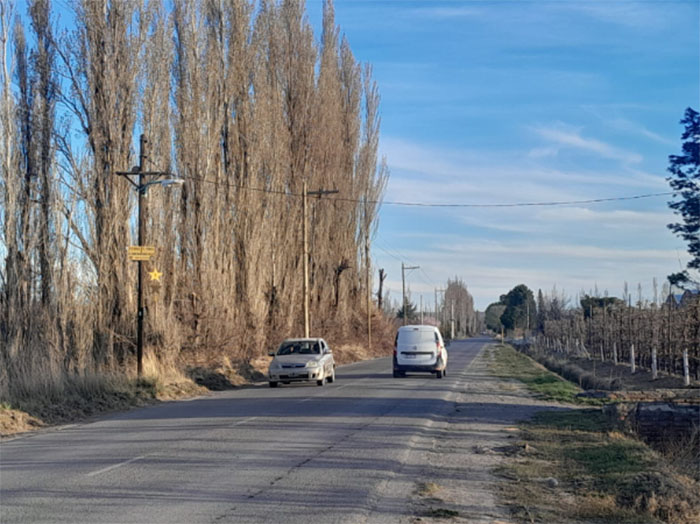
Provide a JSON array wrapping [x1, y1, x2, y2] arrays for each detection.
[[178, 174, 673, 208]]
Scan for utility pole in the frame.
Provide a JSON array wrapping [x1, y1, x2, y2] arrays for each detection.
[[420, 295, 424, 324], [365, 227, 371, 350], [451, 300, 455, 339], [117, 134, 182, 378], [435, 288, 445, 329], [435, 289, 438, 322], [303, 181, 338, 338], [401, 262, 419, 325]]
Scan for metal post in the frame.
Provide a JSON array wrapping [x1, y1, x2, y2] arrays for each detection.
[[303, 180, 309, 338], [116, 134, 183, 379], [136, 134, 146, 378]]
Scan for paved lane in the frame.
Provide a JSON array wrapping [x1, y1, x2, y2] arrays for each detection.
[[0, 338, 490, 524]]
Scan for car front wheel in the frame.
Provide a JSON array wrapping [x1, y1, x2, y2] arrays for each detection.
[[269, 381, 278, 388]]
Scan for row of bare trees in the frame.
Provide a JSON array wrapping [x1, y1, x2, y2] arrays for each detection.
[[0, 0, 388, 399], [442, 277, 477, 338], [535, 285, 700, 381]]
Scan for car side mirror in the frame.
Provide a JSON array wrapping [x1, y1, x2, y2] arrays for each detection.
[[268, 351, 275, 357]]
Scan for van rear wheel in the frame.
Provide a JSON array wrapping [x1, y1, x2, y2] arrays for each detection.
[[436, 370, 443, 379]]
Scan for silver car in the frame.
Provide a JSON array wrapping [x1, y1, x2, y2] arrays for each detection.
[[268, 338, 336, 387]]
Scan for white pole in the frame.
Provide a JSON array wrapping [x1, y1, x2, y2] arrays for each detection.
[[630, 343, 636, 374]]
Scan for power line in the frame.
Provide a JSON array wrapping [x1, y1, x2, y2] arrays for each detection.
[[178, 175, 672, 208], [375, 238, 436, 289]]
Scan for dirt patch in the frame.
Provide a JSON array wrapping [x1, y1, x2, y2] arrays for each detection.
[[0, 407, 44, 435]]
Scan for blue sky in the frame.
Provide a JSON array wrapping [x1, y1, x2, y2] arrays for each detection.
[[308, 0, 699, 310]]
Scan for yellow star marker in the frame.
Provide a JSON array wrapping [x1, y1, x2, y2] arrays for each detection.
[[148, 268, 162, 281]]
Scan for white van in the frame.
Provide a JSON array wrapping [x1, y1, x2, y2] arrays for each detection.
[[393, 325, 448, 378]]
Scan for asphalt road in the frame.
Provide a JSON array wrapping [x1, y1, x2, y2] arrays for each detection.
[[0, 338, 490, 524]]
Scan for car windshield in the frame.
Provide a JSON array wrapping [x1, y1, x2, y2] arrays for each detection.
[[277, 341, 320, 355]]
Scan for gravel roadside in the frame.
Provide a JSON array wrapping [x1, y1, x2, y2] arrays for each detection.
[[404, 343, 573, 524]]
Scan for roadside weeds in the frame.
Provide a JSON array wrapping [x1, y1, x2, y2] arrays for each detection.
[[0, 342, 387, 438], [490, 343, 700, 524]]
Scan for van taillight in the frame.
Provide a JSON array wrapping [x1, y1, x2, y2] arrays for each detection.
[[393, 349, 397, 356]]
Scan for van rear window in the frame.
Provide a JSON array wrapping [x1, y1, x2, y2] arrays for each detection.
[[397, 329, 434, 345]]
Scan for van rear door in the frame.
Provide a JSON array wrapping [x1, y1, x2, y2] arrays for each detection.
[[396, 327, 438, 366]]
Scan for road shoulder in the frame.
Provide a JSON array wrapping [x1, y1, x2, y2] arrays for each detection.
[[405, 343, 568, 524]]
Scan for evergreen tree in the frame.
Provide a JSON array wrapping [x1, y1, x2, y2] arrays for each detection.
[[397, 302, 418, 323], [536, 289, 545, 333], [667, 107, 700, 288], [484, 302, 505, 332], [500, 284, 536, 333]]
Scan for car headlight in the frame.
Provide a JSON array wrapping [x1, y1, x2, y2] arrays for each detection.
[[269, 362, 281, 371], [306, 361, 319, 368]]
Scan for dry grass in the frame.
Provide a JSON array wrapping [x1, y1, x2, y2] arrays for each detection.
[[415, 481, 441, 498], [0, 353, 207, 438], [0, 317, 396, 437], [496, 408, 700, 523]]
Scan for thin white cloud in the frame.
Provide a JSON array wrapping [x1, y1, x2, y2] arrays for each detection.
[[556, 2, 676, 30], [381, 136, 665, 210], [534, 207, 672, 228], [528, 147, 559, 159], [409, 6, 483, 19], [532, 124, 643, 164], [606, 117, 675, 146], [372, 236, 687, 310]]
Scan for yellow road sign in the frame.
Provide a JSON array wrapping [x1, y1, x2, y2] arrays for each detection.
[[128, 246, 156, 255], [128, 246, 156, 261]]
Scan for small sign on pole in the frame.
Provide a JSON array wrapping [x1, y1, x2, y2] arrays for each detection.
[[128, 246, 156, 261]]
